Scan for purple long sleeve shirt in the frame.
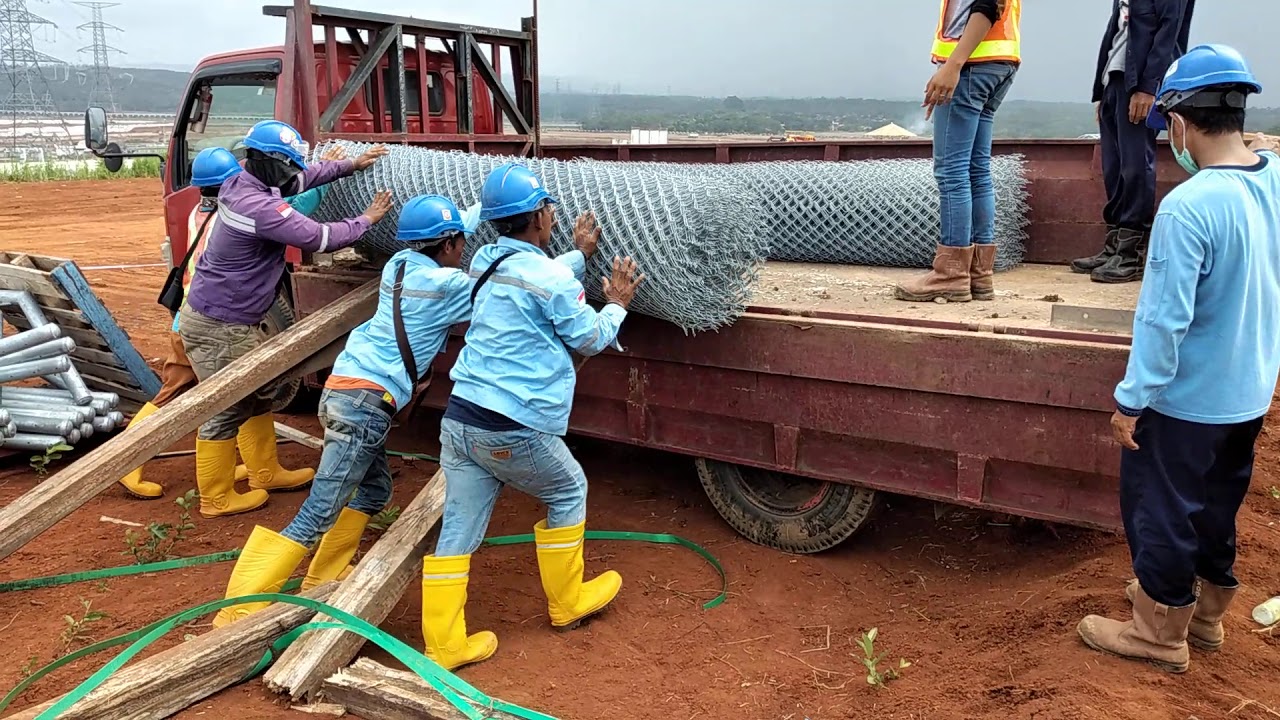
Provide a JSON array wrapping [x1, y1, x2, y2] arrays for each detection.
[[186, 159, 371, 325]]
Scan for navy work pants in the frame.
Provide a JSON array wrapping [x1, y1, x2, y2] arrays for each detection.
[[1099, 73, 1158, 231], [1121, 410, 1264, 608]]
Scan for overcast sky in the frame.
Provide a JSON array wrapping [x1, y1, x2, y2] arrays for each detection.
[[28, 0, 1280, 105]]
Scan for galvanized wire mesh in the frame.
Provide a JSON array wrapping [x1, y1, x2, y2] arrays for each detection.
[[311, 141, 1030, 331]]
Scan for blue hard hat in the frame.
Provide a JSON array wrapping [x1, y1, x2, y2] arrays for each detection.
[[478, 163, 557, 221], [397, 194, 480, 245], [1148, 44, 1262, 131], [191, 147, 242, 187], [243, 119, 311, 169]]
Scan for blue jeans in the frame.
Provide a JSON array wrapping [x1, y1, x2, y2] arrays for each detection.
[[280, 388, 394, 546], [932, 61, 1018, 248], [435, 418, 588, 557]]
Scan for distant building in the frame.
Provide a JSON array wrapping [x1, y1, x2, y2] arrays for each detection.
[[866, 122, 918, 138]]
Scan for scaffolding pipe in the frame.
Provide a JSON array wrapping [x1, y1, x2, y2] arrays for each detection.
[[0, 337, 76, 367], [0, 401, 96, 423], [1, 386, 119, 408], [79, 423, 94, 439], [10, 415, 75, 438], [0, 356, 72, 384], [0, 290, 94, 405], [0, 325, 62, 357], [3, 406, 95, 424], [91, 416, 116, 433], [0, 433, 68, 451]]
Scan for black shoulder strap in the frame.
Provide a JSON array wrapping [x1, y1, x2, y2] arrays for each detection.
[[470, 250, 520, 305], [392, 260, 418, 383]]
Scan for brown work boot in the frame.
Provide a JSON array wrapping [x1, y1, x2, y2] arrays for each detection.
[[894, 244, 974, 303], [1071, 227, 1120, 274], [1125, 578, 1236, 651], [1078, 583, 1194, 673], [970, 243, 997, 301]]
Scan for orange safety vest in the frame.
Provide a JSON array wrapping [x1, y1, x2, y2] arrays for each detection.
[[931, 0, 1021, 65], [182, 206, 218, 293]]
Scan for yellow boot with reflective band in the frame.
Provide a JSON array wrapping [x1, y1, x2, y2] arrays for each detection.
[[237, 413, 315, 492], [302, 507, 370, 591], [118, 402, 164, 499], [196, 437, 269, 518], [533, 520, 622, 629], [421, 555, 498, 671], [212, 526, 307, 628]]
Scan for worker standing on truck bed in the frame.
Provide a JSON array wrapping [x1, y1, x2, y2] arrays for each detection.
[[117, 145, 343, 500], [179, 120, 393, 518], [210, 194, 479, 628], [1077, 45, 1277, 674], [1072, 0, 1195, 284], [895, 0, 1020, 304], [424, 163, 646, 671]]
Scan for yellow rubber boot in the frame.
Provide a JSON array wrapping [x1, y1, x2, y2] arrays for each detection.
[[118, 402, 164, 499], [302, 508, 371, 591], [238, 413, 315, 492], [196, 438, 269, 518], [421, 555, 498, 671], [212, 526, 307, 628], [533, 520, 622, 629]]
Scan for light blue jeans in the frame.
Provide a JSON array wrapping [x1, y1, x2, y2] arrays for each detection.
[[280, 388, 394, 546], [435, 418, 588, 557], [932, 61, 1018, 248]]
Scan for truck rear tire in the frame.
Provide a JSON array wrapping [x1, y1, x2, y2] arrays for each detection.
[[261, 290, 302, 413], [695, 458, 879, 554]]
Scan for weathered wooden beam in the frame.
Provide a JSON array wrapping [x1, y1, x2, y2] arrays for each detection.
[[321, 658, 523, 720], [0, 282, 378, 562], [265, 470, 446, 700], [5, 584, 337, 720]]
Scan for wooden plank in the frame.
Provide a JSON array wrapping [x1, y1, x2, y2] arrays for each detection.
[[1050, 304, 1136, 335], [49, 260, 161, 397], [0, 281, 378, 562], [265, 469, 446, 701], [274, 423, 324, 450], [72, 362, 142, 391], [69, 345, 131, 369], [320, 659, 523, 720], [5, 584, 337, 720]]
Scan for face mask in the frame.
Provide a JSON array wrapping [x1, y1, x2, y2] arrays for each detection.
[[1171, 114, 1200, 176]]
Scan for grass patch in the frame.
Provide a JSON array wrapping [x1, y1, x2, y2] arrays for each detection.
[[0, 156, 162, 182]]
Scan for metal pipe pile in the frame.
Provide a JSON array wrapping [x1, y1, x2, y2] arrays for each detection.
[[312, 142, 1030, 332], [0, 291, 125, 452]]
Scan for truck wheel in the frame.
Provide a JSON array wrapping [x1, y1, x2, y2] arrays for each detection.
[[695, 458, 879, 554], [261, 290, 302, 413]]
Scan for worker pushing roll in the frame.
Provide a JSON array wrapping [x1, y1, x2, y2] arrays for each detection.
[[117, 145, 344, 500], [211, 194, 480, 627], [1077, 44, 1279, 673], [179, 120, 392, 518], [423, 163, 646, 671], [895, 0, 1020, 304]]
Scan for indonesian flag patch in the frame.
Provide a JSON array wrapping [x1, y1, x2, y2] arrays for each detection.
[[577, 289, 586, 305], [276, 202, 294, 219]]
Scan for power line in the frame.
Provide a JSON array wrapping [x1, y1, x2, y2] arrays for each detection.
[[0, 0, 69, 145], [73, 0, 119, 111]]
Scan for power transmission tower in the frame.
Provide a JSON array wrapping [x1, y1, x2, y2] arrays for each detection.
[[74, 1, 122, 111], [0, 0, 66, 121]]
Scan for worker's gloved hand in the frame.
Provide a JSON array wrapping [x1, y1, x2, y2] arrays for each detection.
[[601, 256, 646, 310], [573, 211, 602, 260], [354, 145, 389, 171], [362, 190, 394, 225]]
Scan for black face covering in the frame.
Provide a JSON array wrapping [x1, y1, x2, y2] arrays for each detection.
[[245, 149, 303, 191]]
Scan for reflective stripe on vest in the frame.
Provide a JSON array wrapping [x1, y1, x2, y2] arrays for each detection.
[[931, 0, 1021, 64]]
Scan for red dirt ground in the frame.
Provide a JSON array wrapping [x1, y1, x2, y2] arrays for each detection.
[[1, 179, 1278, 720]]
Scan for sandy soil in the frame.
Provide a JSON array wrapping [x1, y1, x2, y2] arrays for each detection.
[[0, 179, 1277, 720]]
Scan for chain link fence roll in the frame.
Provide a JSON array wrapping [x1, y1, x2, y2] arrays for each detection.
[[309, 142, 1030, 331]]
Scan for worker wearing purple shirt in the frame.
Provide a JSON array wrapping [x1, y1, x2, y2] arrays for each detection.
[[179, 119, 392, 519]]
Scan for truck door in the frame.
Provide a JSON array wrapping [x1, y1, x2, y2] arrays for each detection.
[[163, 58, 283, 271]]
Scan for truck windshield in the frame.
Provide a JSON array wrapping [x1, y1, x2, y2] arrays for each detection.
[[182, 75, 278, 186]]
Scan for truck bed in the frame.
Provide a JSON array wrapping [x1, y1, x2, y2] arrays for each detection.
[[754, 262, 1141, 333]]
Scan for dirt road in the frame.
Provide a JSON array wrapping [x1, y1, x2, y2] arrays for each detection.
[[0, 179, 1277, 720]]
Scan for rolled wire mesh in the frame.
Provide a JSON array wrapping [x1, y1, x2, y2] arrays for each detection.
[[311, 141, 1030, 331]]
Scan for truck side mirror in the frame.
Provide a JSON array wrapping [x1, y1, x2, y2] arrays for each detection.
[[84, 107, 109, 151]]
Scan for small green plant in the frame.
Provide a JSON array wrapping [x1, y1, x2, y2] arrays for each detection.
[[1269, 485, 1280, 500], [18, 655, 40, 680], [29, 443, 73, 477], [856, 627, 910, 689], [0, 157, 163, 183], [59, 598, 108, 654], [122, 489, 197, 564], [368, 505, 402, 532]]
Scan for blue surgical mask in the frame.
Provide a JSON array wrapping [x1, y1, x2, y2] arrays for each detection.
[[1172, 114, 1200, 175]]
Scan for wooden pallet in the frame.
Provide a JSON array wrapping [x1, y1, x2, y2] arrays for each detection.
[[0, 251, 160, 407]]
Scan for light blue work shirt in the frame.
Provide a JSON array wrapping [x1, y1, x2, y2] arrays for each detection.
[[1115, 151, 1280, 424], [331, 249, 473, 408], [448, 237, 627, 436]]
